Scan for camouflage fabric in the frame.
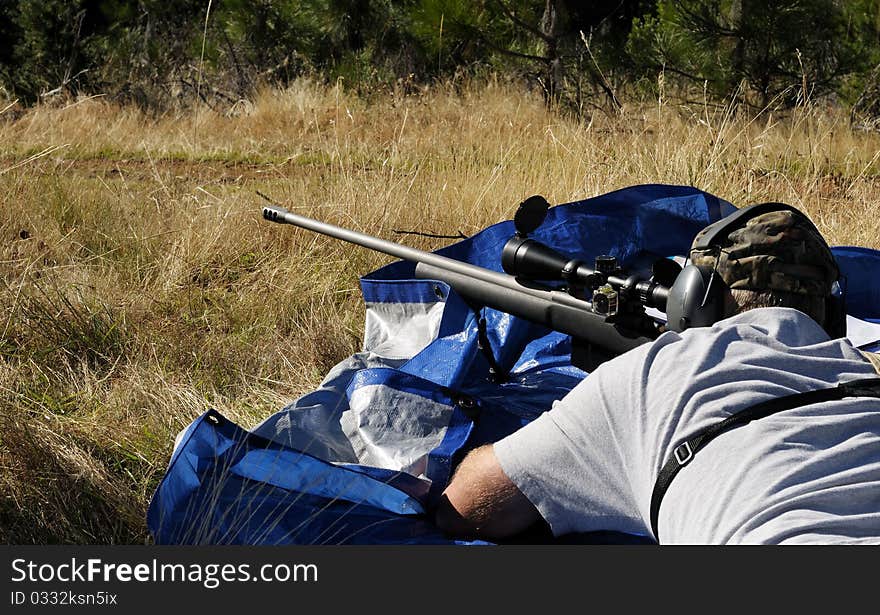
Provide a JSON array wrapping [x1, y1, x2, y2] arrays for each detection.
[[862, 350, 880, 375], [689, 209, 839, 296]]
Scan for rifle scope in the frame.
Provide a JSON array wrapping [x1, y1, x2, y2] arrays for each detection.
[[501, 236, 669, 311], [501, 197, 671, 311]]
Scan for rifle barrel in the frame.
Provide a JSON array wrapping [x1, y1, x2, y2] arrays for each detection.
[[262, 204, 595, 311]]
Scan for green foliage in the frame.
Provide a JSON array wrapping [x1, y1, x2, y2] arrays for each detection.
[[313, 1, 429, 84], [211, 0, 318, 91], [1, 0, 206, 104], [839, 0, 880, 123], [411, 1, 654, 109], [200, 1, 434, 95], [0, 0, 879, 114], [7, 0, 94, 98], [628, 0, 867, 106], [405, 0, 491, 82]]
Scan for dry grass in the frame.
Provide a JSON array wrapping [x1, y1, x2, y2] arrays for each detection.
[[1, 78, 879, 543]]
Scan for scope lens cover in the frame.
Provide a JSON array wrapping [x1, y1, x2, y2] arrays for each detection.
[[513, 195, 550, 236]]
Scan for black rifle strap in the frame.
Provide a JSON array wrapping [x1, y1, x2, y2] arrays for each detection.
[[649, 377, 880, 542], [476, 315, 508, 384]]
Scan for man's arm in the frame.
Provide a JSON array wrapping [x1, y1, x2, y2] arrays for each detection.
[[433, 444, 541, 540]]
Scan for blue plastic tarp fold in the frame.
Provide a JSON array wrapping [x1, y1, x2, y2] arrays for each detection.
[[147, 184, 880, 545]]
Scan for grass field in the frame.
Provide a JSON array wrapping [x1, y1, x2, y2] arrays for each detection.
[[2, 79, 880, 544]]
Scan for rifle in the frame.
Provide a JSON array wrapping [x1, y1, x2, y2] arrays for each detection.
[[261, 196, 687, 373]]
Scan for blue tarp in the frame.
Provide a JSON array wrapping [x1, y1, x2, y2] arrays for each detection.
[[147, 184, 880, 545]]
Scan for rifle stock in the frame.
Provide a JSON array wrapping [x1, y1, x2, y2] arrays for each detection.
[[414, 262, 655, 356]]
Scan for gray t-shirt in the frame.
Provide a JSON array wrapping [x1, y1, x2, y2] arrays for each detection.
[[494, 307, 880, 544]]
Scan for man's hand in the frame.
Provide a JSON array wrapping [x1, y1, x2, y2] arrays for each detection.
[[434, 444, 541, 540]]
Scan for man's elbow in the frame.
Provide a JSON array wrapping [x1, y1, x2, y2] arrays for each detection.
[[432, 444, 542, 541], [434, 493, 482, 539], [434, 489, 542, 541]]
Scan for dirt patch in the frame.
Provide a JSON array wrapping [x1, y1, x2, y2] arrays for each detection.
[[1, 156, 296, 185]]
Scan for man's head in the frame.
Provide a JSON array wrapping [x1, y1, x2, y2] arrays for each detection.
[[688, 205, 842, 334]]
